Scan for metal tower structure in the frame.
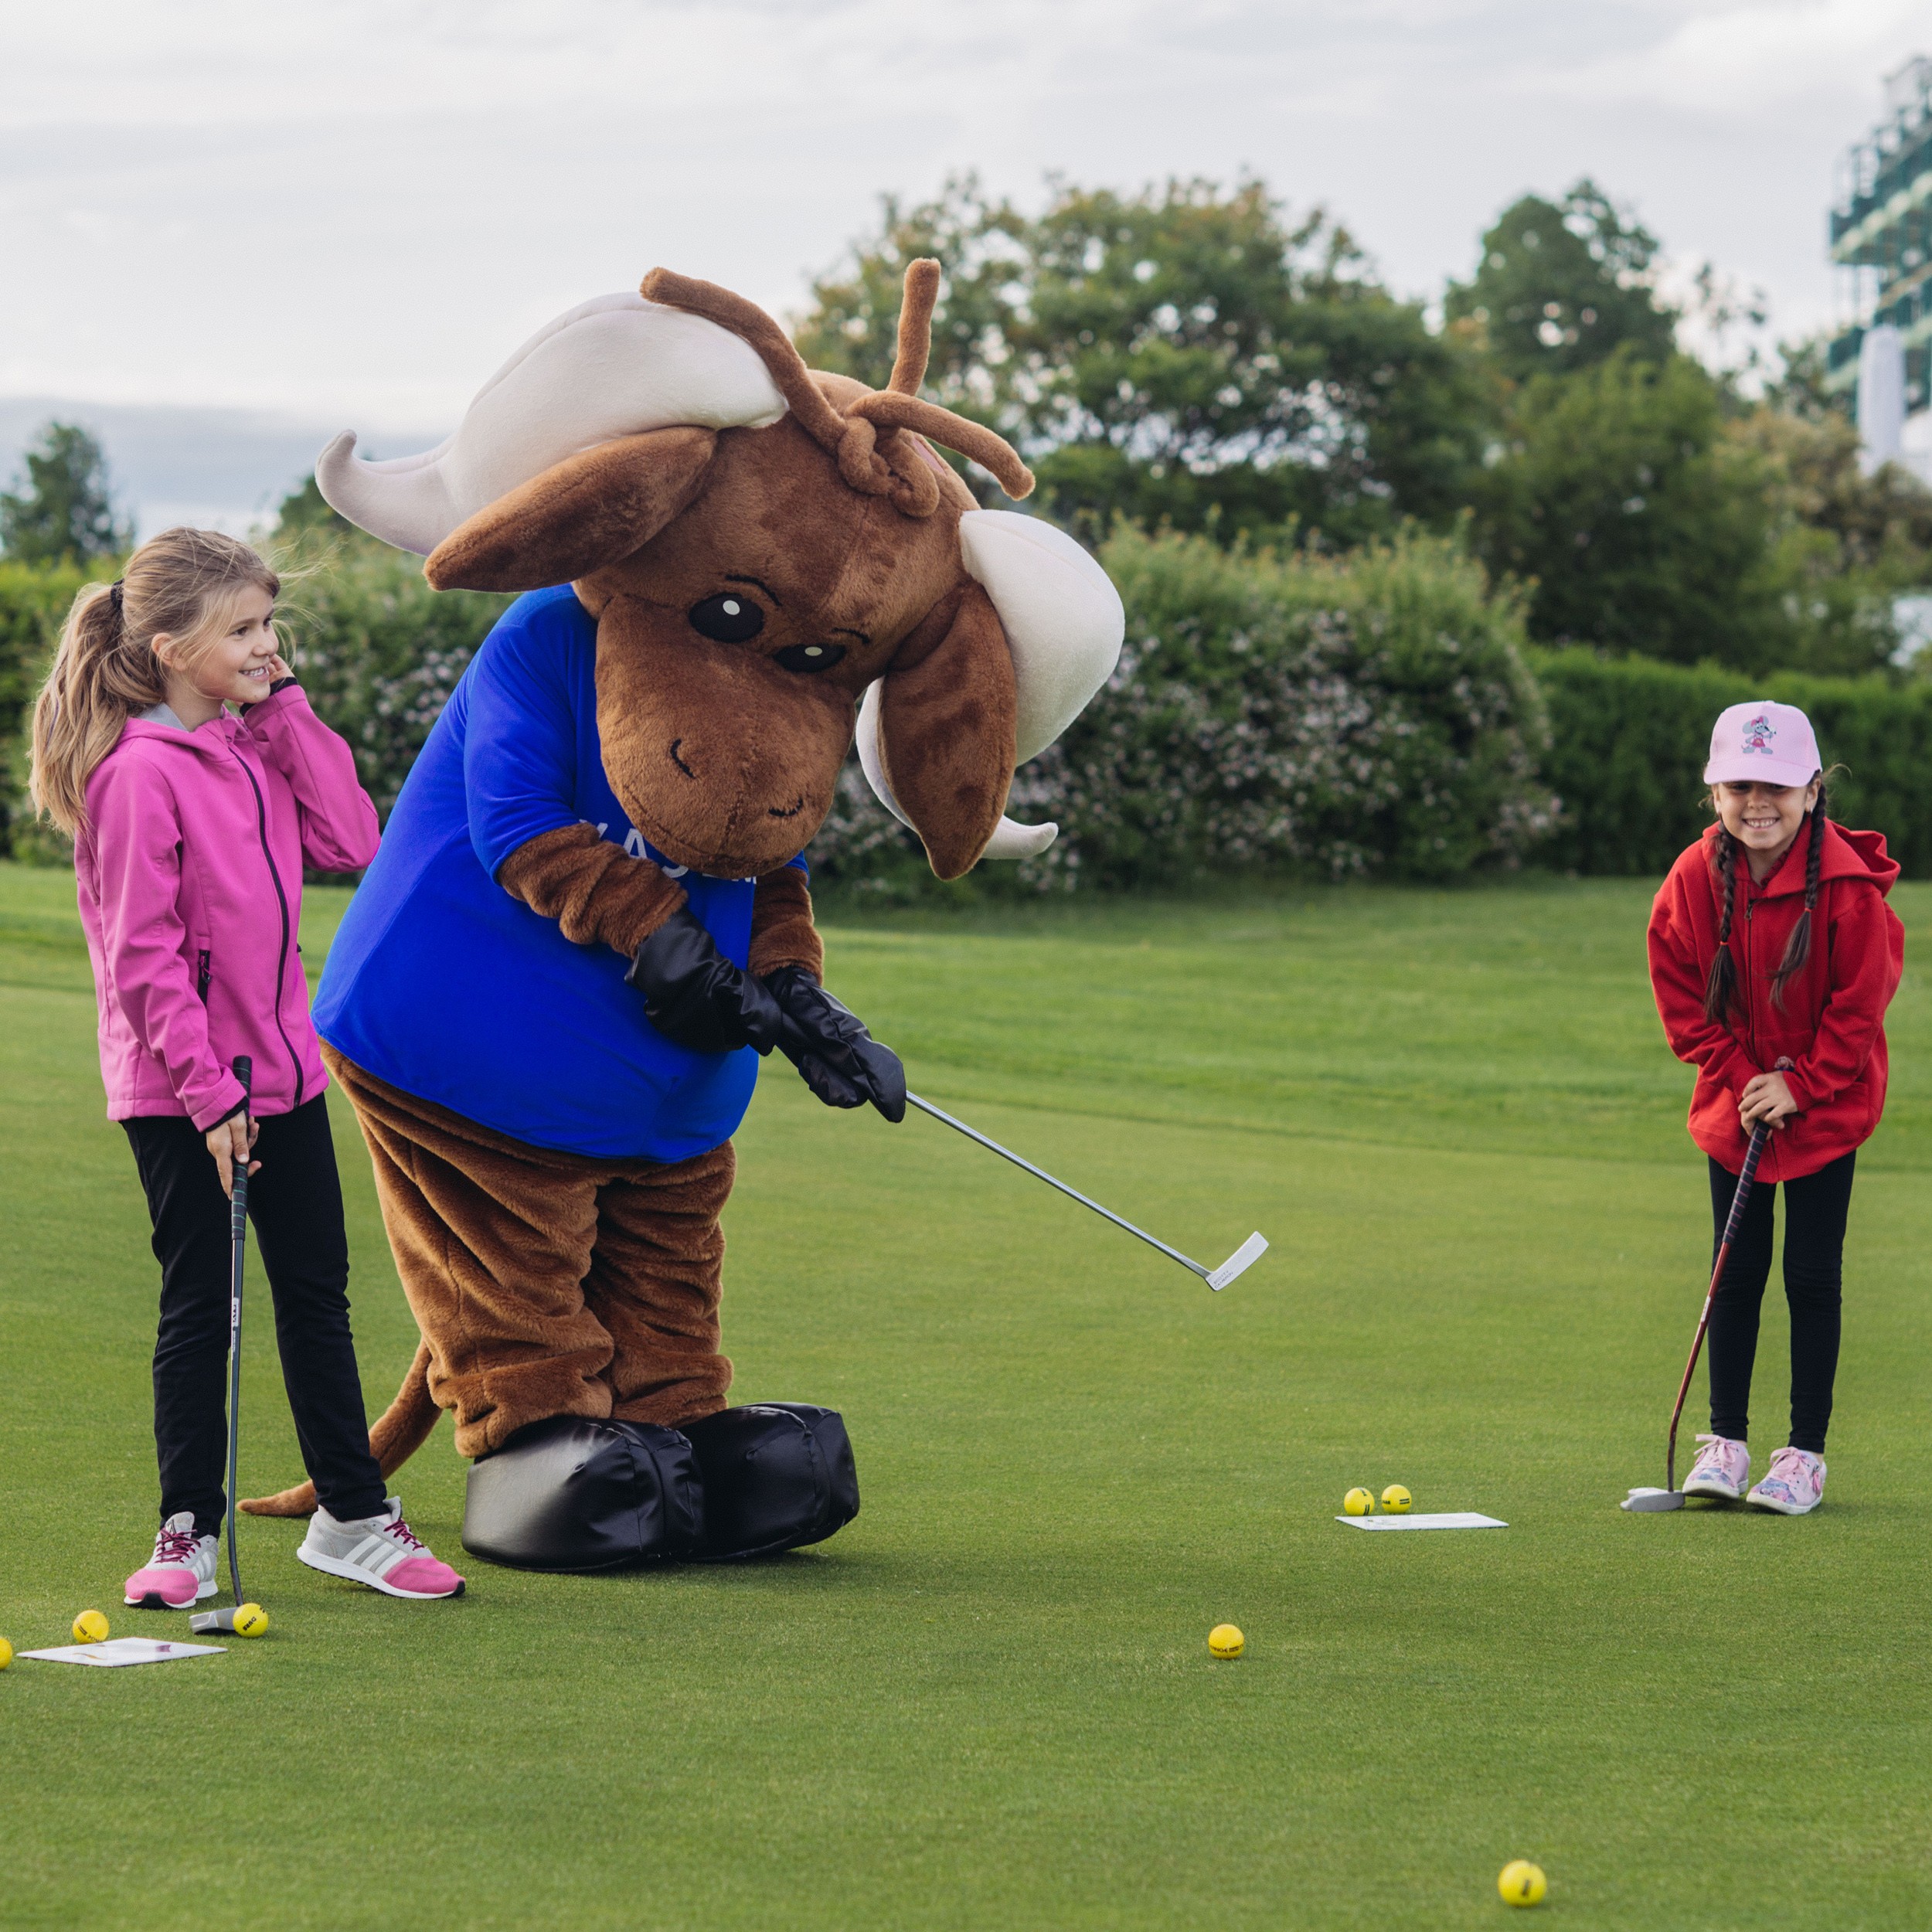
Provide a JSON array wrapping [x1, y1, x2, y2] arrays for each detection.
[[1828, 56, 1932, 413]]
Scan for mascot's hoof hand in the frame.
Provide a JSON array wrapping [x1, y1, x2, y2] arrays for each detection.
[[462, 1416, 703, 1570], [682, 1403, 860, 1561], [764, 970, 906, 1122]]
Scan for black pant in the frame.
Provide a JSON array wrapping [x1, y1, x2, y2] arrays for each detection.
[[1706, 1150, 1855, 1456], [124, 1096, 386, 1535]]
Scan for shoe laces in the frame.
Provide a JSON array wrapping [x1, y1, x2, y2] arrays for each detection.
[[152, 1525, 200, 1565], [383, 1514, 426, 1554], [1692, 1434, 1738, 1469], [1764, 1446, 1815, 1487]]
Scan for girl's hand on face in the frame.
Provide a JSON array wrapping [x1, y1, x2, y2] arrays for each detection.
[[1740, 1071, 1799, 1131], [206, 1114, 262, 1197]]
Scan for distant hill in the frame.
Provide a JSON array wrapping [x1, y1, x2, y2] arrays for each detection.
[[0, 397, 446, 541]]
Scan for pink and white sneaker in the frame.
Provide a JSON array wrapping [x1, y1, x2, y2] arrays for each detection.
[[124, 1512, 219, 1608], [1682, 1434, 1750, 1502], [1747, 1447, 1826, 1515], [296, 1497, 464, 1599]]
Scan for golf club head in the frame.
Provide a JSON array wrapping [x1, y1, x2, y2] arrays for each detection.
[[1621, 1487, 1685, 1512], [1206, 1233, 1268, 1291], [190, 1608, 240, 1633]]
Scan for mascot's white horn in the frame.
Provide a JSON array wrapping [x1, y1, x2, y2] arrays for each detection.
[[317, 294, 787, 556], [857, 511, 1124, 862]]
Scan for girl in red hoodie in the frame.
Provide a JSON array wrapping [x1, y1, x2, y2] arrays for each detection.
[[29, 528, 463, 1607], [1648, 699, 1904, 1515]]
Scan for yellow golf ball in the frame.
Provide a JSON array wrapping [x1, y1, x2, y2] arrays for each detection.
[[72, 1610, 110, 1645], [1207, 1623, 1245, 1659], [0, 1636, 12, 1669], [1381, 1484, 1413, 1515], [1342, 1487, 1376, 1516], [1498, 1859, 1547, 1907], [233, 1603, 270, 1638]]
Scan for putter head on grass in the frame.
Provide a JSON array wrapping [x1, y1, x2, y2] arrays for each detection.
[[1206, 1232, 1268, 1291], [1621, 1487, 1685, 1512]]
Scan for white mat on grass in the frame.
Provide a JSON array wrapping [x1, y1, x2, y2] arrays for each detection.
[[1337, 1512, 1507, 1531], [21, 1638, 224, 1666]]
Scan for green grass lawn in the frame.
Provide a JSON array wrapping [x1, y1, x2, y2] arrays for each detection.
[[3, 860, 1930, 1930]]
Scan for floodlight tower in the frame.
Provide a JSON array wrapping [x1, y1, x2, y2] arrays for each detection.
[[1828, 56, 1932, 479]]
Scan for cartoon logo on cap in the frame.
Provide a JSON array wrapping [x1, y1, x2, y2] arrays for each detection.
[[1740, 713, 1777, 755]]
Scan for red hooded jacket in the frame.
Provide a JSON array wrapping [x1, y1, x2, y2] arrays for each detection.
[[1648, 818, 1903, 1182]]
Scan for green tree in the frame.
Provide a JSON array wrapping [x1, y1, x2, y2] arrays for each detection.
[[1472, 348, 1785, 668], [795, 175, 1497, 546], [1736, 402, 1932, 676], [1760, 332, 1843, 423], [0, 422, 132, 565], [1445, 181, 1678, 385], [271, 471, 357, 541]]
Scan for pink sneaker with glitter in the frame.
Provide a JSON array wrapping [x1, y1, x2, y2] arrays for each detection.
[[1682, 1434, 1750, 1502], [1747, 1447, 1825, 1515]]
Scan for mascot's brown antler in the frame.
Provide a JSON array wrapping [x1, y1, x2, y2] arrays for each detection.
[[639, 261, 1033, 513]]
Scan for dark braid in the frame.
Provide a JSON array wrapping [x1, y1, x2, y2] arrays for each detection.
[[1770, 803, 1825, 1011], [1703, 827, 1740, 1023]]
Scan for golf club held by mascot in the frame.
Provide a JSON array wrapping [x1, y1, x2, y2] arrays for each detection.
[[243, 260, 1125, 1570]]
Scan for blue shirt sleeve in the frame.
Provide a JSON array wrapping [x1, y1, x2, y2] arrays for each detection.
[[464, 611, 582, 880]]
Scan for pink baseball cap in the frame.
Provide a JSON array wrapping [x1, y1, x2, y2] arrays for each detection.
[[1703, 700, 1822, 788]]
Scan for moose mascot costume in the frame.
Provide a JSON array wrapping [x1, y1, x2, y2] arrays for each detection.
[[243, 263, 1123, 1570]]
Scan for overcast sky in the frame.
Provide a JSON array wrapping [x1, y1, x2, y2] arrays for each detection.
[[3, 0, 1928, 451]]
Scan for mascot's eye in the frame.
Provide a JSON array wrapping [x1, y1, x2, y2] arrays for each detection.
[[774, 643, 846, 675], [689, 594, 765, 643]]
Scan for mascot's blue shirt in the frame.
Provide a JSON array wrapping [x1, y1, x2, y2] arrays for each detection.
[[315, 586, 800, 1159]]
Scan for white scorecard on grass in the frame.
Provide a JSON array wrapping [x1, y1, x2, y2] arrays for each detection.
[[21, 1638, 225, 1666], [1337, 1512, 1508, 1531], [1207, 1232, 1269, 1291]]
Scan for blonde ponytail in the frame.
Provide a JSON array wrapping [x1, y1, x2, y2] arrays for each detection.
[[27, 528, 281, 837]]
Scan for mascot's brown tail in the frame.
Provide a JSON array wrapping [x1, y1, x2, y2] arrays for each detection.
[[240, 1342, 440, 1516]]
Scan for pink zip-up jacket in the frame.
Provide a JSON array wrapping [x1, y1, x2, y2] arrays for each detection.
[[75, 683, 379, 1129]]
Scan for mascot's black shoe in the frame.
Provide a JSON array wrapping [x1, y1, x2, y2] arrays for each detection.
[[682, 1403, 859, 1561], [462, 1416, 704, 1570]]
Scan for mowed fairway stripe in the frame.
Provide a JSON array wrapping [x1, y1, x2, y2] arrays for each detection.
[[3, 864, 1930, 1931]]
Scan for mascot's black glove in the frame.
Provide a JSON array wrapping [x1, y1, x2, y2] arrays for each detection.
[[763, 966, 906, 1123], [627, 908, 788, 1056]]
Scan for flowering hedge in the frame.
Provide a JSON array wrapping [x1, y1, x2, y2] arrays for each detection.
[[808, 526, 1559, 894], [13, 523, 1926, 888], [274, 539, 513, 821]]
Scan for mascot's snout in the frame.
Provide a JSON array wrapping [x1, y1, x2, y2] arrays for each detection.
[[594, 601, 853, 879]]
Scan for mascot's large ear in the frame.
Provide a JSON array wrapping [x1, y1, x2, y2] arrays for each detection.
[[425, 427, 716, 592], [869, 585, 1017, 881], [858, 512, 1124, 872]]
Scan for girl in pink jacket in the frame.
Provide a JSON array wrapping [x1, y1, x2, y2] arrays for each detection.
[[29, 528, 463, 1609]]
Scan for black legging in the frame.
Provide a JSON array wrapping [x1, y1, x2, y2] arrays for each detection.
[[1706, 1150, 1855, 1456], [124, 1095, 387, 1535]]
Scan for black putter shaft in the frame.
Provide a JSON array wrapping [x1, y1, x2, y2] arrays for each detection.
[[1663, 1111, 1773, 1493], [223, 1055, 252, 1606]]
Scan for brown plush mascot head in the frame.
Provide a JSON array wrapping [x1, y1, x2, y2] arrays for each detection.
[[317, 263, 1123, 880]]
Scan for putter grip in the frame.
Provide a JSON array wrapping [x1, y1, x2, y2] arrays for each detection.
[[1721, 1125, 1767, 1247], [231, 1056, 252, 1216], [1721, 1054, 1791, 1243]]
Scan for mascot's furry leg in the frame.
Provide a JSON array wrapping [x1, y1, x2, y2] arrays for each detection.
[[245, 1047, 858, 1566]]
